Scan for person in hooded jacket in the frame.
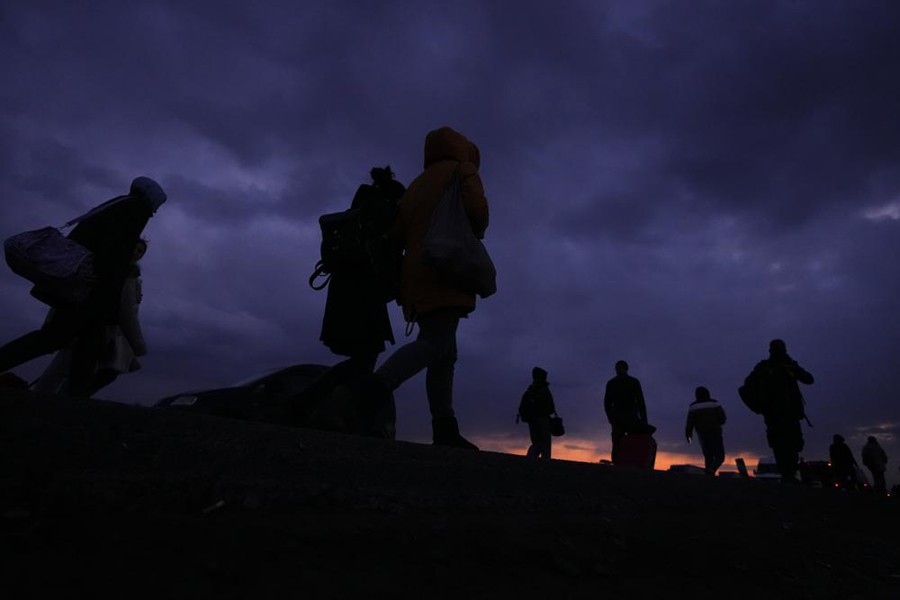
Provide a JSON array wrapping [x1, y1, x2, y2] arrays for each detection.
[[368, 126, 489, 449], [744, 339, 814, 482], [862, 436, 889, 493], [684, 386, 727, 475], [519, 366, 557, 460], [0, 177, 165, 395]]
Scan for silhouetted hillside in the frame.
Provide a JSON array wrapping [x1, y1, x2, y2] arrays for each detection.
[[1, 391, 898, 599]]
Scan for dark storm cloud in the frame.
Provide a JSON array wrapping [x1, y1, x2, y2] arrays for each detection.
[[2, 0, 899, 481]]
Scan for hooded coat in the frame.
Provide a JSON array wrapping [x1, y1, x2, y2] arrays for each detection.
[[393, 127, 489, 320]]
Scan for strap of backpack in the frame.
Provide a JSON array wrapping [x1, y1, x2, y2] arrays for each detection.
[[62, 194, 132, 229], [308, 260, 331, 290]]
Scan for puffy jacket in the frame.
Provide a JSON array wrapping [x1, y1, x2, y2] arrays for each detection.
[[684, 399, 726, 440], [393, 127, 489, 320]]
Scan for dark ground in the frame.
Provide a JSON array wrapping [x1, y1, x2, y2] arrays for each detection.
[[1, 391, 898, 600]]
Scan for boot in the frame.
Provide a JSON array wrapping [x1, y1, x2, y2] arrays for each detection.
[[432, 416, 479, 450]]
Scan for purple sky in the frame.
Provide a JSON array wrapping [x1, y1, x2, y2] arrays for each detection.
[[2, 1, 899, 482]]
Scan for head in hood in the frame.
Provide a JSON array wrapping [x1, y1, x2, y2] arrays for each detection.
[[532, 366, 548, 383], [423, 126, 477, 169], [833, 434, 845, 444], [130, 176, 167, 213]]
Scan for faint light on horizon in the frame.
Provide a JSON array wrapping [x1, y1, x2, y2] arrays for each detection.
[[862, 201, 900, 222]]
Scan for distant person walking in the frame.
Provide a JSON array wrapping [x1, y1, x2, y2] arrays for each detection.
[[369, 126, 490, 449], [518, 367, 557, 460], [829, 434, 859, 490], [741, 339, 814, 482], [862, 436, 889, 493], [34, 239, 149, 396], [603, 360, 648, 464], [684, 386, 727, 475], [0, 177, 166, 395]]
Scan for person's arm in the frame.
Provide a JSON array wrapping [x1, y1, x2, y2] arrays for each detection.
[[547, 387, 556, 416], [684, 410, 694, 441], [635, 379, 648, 423], [788, 359, 814, 385], [717, 405, 727, 425], [603, 381, 614, 423], [118, 278, 146, 356]]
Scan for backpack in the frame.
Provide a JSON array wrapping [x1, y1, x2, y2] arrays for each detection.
[[309, 184, 400, 301], [738, 377, 764, 415], [517, 390, 535, 423]]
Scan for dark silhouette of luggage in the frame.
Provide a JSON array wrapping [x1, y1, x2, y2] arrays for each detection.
[[615, 432, 657, 469]]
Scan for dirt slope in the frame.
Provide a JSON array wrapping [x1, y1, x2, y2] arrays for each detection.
[[1, 391, 898, 599]]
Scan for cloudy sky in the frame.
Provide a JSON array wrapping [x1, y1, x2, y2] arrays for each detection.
[[2, 0, 899, 483]]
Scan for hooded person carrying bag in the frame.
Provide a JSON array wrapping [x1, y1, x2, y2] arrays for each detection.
[[4, 177, 167, 308], [422, 167, 497, 299]]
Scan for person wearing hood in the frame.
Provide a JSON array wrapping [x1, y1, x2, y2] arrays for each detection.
[[862, 436, 889, 493], [829, 434, 859, 490], [743, 339, 814, 482], [0, 177, 165, 395], [368, 127, 489, 449], [518, 367, 557, 460], [684, 386, 727, 475]]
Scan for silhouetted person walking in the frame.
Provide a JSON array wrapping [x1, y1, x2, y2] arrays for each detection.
[[298, 167, 406, 435], [34, 238, 149, 396], [369, 126, 489, 449], [0, 177, 166, 395], [684, 386, 727, 475], [604, 360, 648, 464], [829, 434, 858, 490], [743, 339, 814, 482], [862, 436, 889, 493], [518, 367, 557, 460]]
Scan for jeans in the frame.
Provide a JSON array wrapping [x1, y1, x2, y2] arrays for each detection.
[[375, 308, 462, 420]]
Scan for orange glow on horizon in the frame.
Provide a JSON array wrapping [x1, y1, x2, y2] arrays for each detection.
[[473, 434, 763, 473]]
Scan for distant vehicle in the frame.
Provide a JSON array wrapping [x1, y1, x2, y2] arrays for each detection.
[[155, 363, 331, 426], [753, 457, 781, 481], [799, 460, 834, 488]]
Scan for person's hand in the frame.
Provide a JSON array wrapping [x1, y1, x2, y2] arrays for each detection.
[[686, 436, 692, 444]]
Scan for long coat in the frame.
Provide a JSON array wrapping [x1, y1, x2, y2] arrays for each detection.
[[392, 127, 489, 320], [320, 180, 405, 357]]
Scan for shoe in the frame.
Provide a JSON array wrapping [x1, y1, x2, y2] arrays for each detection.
[[432, 416, 479, 450], [0, 372, 28, 389]]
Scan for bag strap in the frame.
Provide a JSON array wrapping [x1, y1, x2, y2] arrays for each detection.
[[61, 195, 132, 229], [308, 260, 331, 290]]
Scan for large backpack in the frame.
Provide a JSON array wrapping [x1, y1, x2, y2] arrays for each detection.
[[309, 183, 401, 301]]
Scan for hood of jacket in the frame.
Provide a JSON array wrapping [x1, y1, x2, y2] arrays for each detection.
[[424, 126, 479, 170]]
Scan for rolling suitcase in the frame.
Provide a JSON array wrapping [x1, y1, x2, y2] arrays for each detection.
[[616, 432, 657, 469]]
